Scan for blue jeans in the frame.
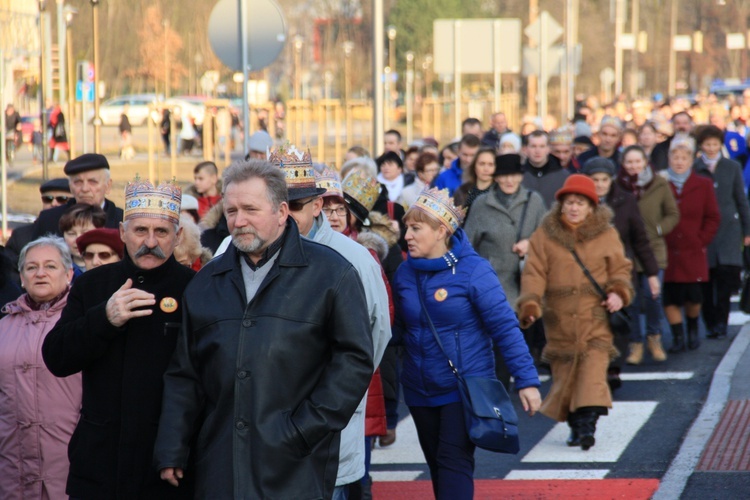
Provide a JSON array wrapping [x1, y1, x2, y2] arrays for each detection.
[[409, 403, 475, 500], [630, 271, 667, 342]]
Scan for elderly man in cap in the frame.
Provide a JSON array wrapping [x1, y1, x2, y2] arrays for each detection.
[[42, 178, 195, 500], [290, 158, 390, 498], [577, 116, 624, 170], [4, 177, 73, 271], [31, 153, 123, 239], [153, 155, 373, 499]]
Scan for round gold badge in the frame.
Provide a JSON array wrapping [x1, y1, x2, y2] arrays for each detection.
[[434, 288, 448, 302], [160, 297, 178, 313]]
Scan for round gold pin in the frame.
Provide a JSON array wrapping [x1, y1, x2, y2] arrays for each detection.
[[160, 297, 178, 313], [434, 288, 448, 302]]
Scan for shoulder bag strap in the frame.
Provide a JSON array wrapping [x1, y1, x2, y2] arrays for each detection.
[[415, 275, 461, 378], [516, 193, 531, 243], [570, 249, 608, 301]]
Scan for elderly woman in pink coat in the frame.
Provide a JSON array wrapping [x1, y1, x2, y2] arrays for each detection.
[[0, 236, 81, 499]]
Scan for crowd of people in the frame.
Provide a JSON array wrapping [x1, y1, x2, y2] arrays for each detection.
[[0, 90, 748, 499]]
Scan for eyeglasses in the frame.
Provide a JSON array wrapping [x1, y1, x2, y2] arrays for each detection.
[[41, 195, 70, 204], [322, 207, 348, 218], [288, 198, 316, 212], [82, 251, 117, 261]]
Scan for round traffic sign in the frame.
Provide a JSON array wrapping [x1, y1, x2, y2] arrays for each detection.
[[208, 0, 287, 72]]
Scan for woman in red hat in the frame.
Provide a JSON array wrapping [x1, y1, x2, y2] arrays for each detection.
[[517, 174, 633, 451]]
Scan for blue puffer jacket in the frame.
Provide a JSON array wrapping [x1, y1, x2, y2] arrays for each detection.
[[392, 229, 540, 407]]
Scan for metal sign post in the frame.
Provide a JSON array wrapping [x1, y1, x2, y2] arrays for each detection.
[[1, 50, 7, 241]]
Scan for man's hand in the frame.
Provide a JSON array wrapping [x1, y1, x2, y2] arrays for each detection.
[[106, 279, 156, 327], [518, 387, 542, 416], [160, 467, 184, 487]]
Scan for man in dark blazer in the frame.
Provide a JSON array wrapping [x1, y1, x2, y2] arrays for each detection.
[[30, 153, 123, 239]]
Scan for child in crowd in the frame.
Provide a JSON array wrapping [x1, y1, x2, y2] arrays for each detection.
[[186, 161, 222, 220]]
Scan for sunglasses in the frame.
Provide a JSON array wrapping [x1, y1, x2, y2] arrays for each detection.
[[288, 198, 316, 212], [41, 195, 71, 204], [82, 251, 118, 261]]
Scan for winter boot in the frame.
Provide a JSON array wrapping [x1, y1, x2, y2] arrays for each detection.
[[646, 334, 667, 362], [607, 366, 622, 392], [668, 323, 686, 353], [686, 317, 701, 350], [626, 342, 644, 365], [576, 408, 601, 451], [707, 323, 727, 339], [566, 414, 581, 447]]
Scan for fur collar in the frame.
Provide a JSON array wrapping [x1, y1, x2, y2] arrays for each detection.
[[541, 202, 614, 250]]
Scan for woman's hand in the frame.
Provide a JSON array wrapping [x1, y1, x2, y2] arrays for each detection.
[[602, 292, 624, 313], [512, 239, 530, 257], [518, 387, 542, 416], [647, 275, 661, 299]]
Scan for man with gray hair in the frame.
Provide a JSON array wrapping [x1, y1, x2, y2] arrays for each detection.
[[154, 159, 374, 499]]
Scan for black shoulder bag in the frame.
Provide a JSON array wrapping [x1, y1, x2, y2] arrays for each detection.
[[415, 276, 520, 454], [570, 249, 631, 336]]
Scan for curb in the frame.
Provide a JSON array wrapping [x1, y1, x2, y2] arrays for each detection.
[[653, 322, 750, 499]]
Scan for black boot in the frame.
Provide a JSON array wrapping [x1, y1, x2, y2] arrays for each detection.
[[576, 410, 598, 451], [707, 323, 727, 339], [566, 414, 581, 447], [687, 316, 701, 350], [668, 323, 686, 353], [607, 366, 622, 392]]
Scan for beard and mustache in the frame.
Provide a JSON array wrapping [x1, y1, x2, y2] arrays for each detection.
[[231, 227, 267, 254]]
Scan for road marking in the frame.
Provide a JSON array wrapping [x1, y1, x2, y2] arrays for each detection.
[[505, 469, 610, 480], [370, 470, 424, 482], [371, 415, 426, 465], [538, 372, 693, 383], [729, 311, 750, 326], [523, 401, 658, 463]]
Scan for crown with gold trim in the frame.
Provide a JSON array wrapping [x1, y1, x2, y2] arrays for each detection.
[[342, 169, 379, 219], [124, 176, 182, 225], [549, 126, 574, 145], [268, 144, 326, 201], [412, 188, 466, 234], [599, 115, 623, 132], [315, 166, 343, 199]]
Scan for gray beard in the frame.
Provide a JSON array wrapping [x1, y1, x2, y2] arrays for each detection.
[[232, 229, 267, 254]]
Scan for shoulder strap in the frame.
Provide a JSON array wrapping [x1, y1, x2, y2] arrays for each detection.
[[570, 249, 608, 301], [516, 193, 531, 242], [387, 201, 395, 220], [415, 275, 460, 378]]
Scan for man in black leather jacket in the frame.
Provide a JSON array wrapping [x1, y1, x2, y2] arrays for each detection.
[[154, 159, 373, 499]]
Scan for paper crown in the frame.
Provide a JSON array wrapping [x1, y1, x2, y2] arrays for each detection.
[[599, 115, 623, 131], [124, 176, 181, 225], [342, 169, 380, 215], [412, 188, 466, 234], [268, 144, 316, 189], [549, 127, 574, 145], [315, 167, 343, 199]]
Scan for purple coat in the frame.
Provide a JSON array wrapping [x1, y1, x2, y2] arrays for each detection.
[[0, 293, 81, 500]]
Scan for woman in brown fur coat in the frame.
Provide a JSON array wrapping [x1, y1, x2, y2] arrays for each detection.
[[517, 174, 633, 451]]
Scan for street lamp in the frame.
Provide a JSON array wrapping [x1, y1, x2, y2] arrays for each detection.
[[294, 35, 304, 100], [423, 55, 433, 99], [343, 41, 354, 103], [386, 26, 397, 128], [90, 0, 101, 154], [405, 51, 414, 144], [65, 5, 77, 158], [38, 0, 49, 180]]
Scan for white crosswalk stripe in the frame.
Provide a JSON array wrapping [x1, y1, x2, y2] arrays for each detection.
[[505, 469, 610, 480]]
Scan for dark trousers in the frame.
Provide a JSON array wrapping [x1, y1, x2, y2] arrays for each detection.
[[409, 403, 475, 500], [702, 265, 742, 330]]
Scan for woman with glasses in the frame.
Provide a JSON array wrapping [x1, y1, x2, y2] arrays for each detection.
[[58, 204, 107, 279], [76, 228, 124, 271]]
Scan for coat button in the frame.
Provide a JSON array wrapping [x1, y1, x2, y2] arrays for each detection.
[[236, 421, 246, 430], [242, 319, 253, 327], [137, 276, 145, 284], [237, 370, 247, 379]]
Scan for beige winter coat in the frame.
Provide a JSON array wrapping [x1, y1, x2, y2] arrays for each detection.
[[517, 203, 633, 422]]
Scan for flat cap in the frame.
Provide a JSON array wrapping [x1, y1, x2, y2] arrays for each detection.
[[63, 153, 110, 176], [39, 177, 71, 194]]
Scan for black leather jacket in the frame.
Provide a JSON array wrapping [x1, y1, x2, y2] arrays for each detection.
[[154, 219, 374, 499]]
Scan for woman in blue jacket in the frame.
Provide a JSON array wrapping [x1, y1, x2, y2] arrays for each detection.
[[392, 187, 541, 499]]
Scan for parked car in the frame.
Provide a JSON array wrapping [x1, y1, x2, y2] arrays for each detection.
[[166, 96, 206, 126], [89, 94, 163, 126]]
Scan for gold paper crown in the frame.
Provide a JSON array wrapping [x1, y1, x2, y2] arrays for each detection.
[[268, 144, 317, 190], [315, 167, 343, 198], [412, 188, 466, 234], [599, 115, 623, 131], [549, 126, 574, 145], [342, 170, 379, 213], [124, 176, 181, 225]]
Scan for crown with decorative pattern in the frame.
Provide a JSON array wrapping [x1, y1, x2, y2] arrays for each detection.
[[268, 144, 326, 201], [315, 166, 343, 199], [411, 188, 466, 234], [342, 169, 380, 226], [549, 126, 574, 145], [599, 115, 623, 132], [124, 176, 182, 225]]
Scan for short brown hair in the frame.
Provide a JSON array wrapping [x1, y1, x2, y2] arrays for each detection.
[[59, 203, 107, 233]]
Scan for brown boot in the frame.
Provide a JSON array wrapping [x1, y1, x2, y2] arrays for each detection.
[[626, 342, 644, 365], [647, 334, 667, 362]]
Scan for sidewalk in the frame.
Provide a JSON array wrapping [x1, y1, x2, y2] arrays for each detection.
[[655, 322, 750, 499]]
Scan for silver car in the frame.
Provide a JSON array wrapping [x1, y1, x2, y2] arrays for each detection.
[[90, 94, 163, 126]]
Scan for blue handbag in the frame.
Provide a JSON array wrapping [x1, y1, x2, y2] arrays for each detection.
[[416, 277, 520, 454]]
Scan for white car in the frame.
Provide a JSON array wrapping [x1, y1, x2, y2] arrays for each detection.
[[90, 94, 163, 126], [165, 97, 206, 126]]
